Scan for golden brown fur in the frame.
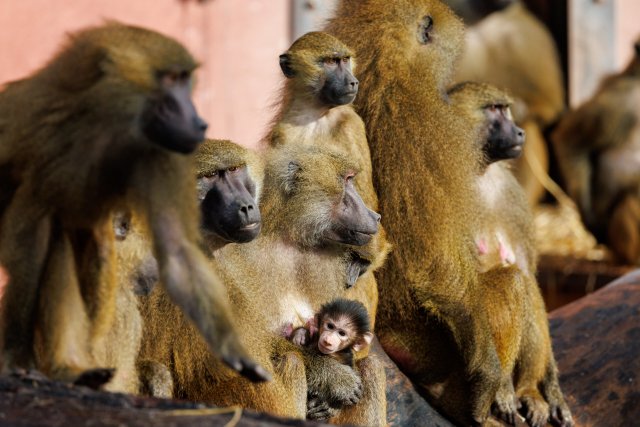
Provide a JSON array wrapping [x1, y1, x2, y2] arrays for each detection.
[[0, 23, 260, 383], [552, 39, 640, 264], [450, 81, 573, 427], [140, 144, 386, 425], [268, 31, 391, 320], [88, 211, 157, 394], [326, 1, 503, 424]]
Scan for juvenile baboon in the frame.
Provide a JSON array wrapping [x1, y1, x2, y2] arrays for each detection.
[[0, 23, 265, 384], [141, 144, 387, 426], [288, 298, 373, 421], [270, 31, 390, 316], [449, 81, 573, 427], [449, 1, 566, 205], [552, 39, 640, 264], [326, 1, 504, 424], [87, 211, 157, 394]]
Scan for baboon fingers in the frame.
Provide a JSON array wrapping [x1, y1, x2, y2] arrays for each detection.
[[221, 354, 271, 383]]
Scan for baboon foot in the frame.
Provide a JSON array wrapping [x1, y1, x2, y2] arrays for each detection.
[[73, 368, 115, 389], [307, 396, 338, 421], [549, 401, 574, 427], [492, 390, 518, 425], [519, 394, 549, 427]]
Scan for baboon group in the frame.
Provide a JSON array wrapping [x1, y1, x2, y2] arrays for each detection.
[[6, 0, 638, 425]]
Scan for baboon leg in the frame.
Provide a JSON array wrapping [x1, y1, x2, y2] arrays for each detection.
[[331, 355, 387, 427], [0, 184, 51, 371], [38, 226, 112, 387]]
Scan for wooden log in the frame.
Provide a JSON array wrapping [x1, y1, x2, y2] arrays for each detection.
[[550, 270, 640, 426]]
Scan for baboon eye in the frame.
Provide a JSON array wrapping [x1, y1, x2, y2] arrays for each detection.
[[338, 330, 346, 337], [419, 16, 434, 44], [228, 166, 239, 172], [327, 322, 335, 330], [342, 57, 350, 64]]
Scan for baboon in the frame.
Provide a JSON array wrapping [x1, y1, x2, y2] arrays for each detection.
[[326, 1, 504, 424], [270, 31, 391, 318], [288, 298, 373, 421], [88, 211, 158, 394], [552, 38, 640, 264], [0, 23, 265, 384], [196, 139, 264, 253], [449, 81, 573, 427], [141, 144, 387, 426], [449, 0, 566, 205], [138, 138, 264, 396]]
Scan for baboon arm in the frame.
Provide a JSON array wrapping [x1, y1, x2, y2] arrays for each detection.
[[0, 183, 51, 370]]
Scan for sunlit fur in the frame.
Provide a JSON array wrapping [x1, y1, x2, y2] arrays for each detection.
[[326, 1, 506, 424]]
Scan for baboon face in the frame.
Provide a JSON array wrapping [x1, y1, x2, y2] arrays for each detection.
[[324, 174, 380, 246], [198, 165, 261, 244], [279, 31, 359, 107], [270, 147, 380, 248], [140, 70, 208, 154], [484, 104, 525, 162]]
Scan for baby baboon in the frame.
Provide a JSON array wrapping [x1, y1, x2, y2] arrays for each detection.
[[288, 298, 373, 421], [270, 31, 390, 317], [0, 23, 265, 384], [552, 38, 640, 264], [326, 1, 503, 424], [449, 81, 573, 427]]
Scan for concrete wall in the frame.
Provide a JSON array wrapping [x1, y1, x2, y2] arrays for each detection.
[[0, 0, 290, 149]]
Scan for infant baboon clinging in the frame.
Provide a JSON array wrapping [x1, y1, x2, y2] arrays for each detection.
[[552, 38, 640, 264], [288, 298, 373, 420], [449, 81, 573, 427], [0, 23, 265, 384]]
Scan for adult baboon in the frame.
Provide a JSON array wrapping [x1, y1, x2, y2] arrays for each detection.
[[450, 81, 573, 427], [326, 1, 503, 423], [0, 23, 265, 384]]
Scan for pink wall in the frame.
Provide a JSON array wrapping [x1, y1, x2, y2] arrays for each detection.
[[616, 0, 640, 69], [0, 0, 290, 149]]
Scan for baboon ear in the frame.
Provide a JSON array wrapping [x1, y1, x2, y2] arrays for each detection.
[[352, 331, 373, 352], [283, 161, 301, 194], [279, 53, 296, 78]]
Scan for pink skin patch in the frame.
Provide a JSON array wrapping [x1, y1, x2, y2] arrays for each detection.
[[306, 317, 318, 339], [476, 238, 489, 255], [282, 323, 294, 338], [381, 341, 418, 373], [499, 242, 516, 265]]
